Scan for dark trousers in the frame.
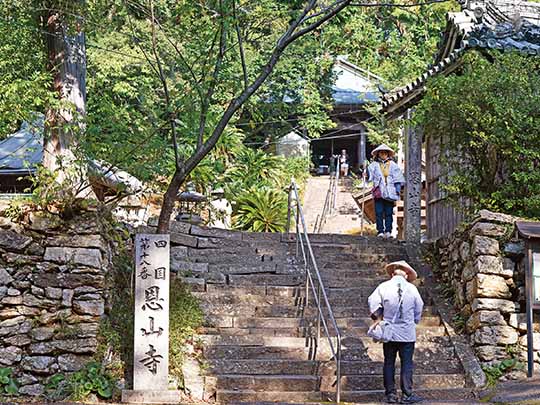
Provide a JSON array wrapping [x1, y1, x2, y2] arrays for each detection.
[[383, 341, 415, 396], [375, 199, 395, 234]]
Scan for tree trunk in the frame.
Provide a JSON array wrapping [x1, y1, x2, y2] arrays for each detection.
[[157, 167, 186, 234], [43, 6, 87, 183]]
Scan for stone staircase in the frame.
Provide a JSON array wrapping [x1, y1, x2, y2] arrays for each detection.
[[175, 227, 472, 403]]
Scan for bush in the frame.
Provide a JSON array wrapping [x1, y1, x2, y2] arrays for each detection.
[[233, 187, 289, 232]]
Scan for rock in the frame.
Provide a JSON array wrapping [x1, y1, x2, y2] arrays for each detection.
[[503, 240, 525, 258], [0, 268, 14, 286], [474, 325, 519, 345], [7, 287, 20, 296], [466, 310, 506, 333], [44, 247, 102, 268], [28, 341, 56, 355], [0, 229, 32, 251], [0, 346, 22, 365], [45, 287, 63, 299], [475, 255, 512, 278], [62, 289, 75, 307], [477, 210, 517, 224], [170, 260, 208, 275], [475, 346, 509, 362], [460, 242, 471, 261], [190, 225, 242, 240], [471, 222, 508, 237], [471, 274, 511, 299], [54, 338, 98, 354], [0, 308, 19, 320], [58, 353, 90, 371], [472, 298, 517, 313], [18, 383, 45, 396], [171, 246, 188, 260], [21, 356, 56, 374], [47, 234, 108, 252], [17, 306, 41, 316], [31, 285, 45, 296], [18, 373, 38, 385], [180, 277, 206, 292], [0, 286, 6, 299], [471, 236, 499, 256], [30, 327, 56, 341], [2, 295, 22, 305], [170, 232, 199, 248], [169, 221, 192, 234], [73, 299, 104, 316], [22, 293, 57, 308], [33, 273, 105, 289], [519, 333, 540, 351], [25, 242, 45, 256], [4, 334, 31, 346], [78, 323, 99, 338]]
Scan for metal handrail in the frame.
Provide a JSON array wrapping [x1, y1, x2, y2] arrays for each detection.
[[315, 159, 340, 233], [286, 179, 342, 403]]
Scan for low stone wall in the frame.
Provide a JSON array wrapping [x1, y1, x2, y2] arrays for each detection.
[[0, 212, 113, 396], [433, 210, 539, 373]]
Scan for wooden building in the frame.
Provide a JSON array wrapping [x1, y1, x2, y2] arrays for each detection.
[[311, 57, 383, 173], [381, 0, 540, 241]]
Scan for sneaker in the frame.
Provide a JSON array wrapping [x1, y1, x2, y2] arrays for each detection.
[[401, 393, 424, 403], [385, 232, 393, 239], [385, 393, 399, 403], [377, 233, 385, 238]]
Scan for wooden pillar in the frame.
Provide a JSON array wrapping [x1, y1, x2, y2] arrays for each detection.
[[404, 109, 422, 243]]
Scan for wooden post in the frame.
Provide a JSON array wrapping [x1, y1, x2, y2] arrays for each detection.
[[404, 109, 422, 243]]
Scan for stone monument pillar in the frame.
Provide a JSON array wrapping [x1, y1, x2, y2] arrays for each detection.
[[122, 234, 180, 404], [403, 109, 423, 243]]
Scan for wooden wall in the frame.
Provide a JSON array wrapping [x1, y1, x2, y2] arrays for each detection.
[[425, 134, 467, 240]]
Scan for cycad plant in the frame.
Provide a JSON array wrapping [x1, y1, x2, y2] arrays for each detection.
[[233, 187, 288, 232]]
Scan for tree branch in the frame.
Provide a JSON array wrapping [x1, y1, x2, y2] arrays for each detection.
[[233, 0, 248, 90], [350, 0, 450, 7]]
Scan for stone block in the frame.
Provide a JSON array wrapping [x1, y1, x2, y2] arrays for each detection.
[[46, 234, 108, 252], [519, 333, 540, 351], [169, 221, 192, 235], [180, 277, 205, 292], [0, 286, 6, 299], [471, 222, 508, 237], [122, 389, 182, 404], [62, 289, 75, 307], [170, 260, 208, 275], [21, 356, 57, 374], [170, 246, 188, 260], [44, 247, 102, 269], [18, 384, 44, 396], [466, 310, 506, 333], [472, 236, 499, 256], [477, 210, 517, 224], [475, 345, 509, 362], [58, 353, 90, 371], [33, 273, 105, 289], [0, 346, 22, 365], [45, 287, 63, 299], [170, 232, 199, 248], [7, 287, 20, 296], [475, 255, 512, 278], [30, 327, 55, 341], [473, 325, 518, 346], [190, 225, 242, 240], [73, 299, 105, 316], [471, 274, 511, 299], [472, 298, 517, 314], [28, 211, 62, 231], [4, 334, 31, 346], [0, 268, 13, 286], [0, 230, 32, 252]]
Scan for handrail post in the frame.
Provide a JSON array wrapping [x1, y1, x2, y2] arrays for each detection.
[[286, 184, 293, 234], [336, 336, 342, 403]]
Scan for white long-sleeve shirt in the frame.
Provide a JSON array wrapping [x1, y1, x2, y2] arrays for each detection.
[[368, 275, 424, 342]]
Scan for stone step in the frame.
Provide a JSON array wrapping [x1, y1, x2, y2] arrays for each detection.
[[216, 374, 320, 392], [320, 359, 463, 375], [328, 387, 476, 403], [194, 292, 304, 306], [205, 284, 305, 297], [208, 358, 463, 376], [321, 373, 466, 391], [209, 359, 319, 375], [217, 389, 322, 403], [228, 274, 304, 287]]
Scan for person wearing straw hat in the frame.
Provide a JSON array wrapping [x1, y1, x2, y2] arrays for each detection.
[[368, 144, 405, 238], [368, 261, 424, 404]]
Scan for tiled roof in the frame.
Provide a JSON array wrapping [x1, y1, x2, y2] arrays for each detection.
[[382, 0, 540, 115]]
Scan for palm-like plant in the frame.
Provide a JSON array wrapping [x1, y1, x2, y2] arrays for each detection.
[[233, 187, 288, 232], [225, 148, 284, 191]]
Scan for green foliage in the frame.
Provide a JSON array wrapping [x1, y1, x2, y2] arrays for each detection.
[[416, 51, 540, 219], [0, 368, 18, 396], [482, 358, 523, 387], [169, 279, 204, 384], [233, 187, 288, 232], [67, 362, 115, 400]]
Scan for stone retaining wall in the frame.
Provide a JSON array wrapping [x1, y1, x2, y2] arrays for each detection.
[[433, 210, 539, 373], [0, 212, 113, 396]]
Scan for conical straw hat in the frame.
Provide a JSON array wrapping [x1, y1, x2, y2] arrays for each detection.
[[385, 260, 417, 281], [371, 144, 395, 157]]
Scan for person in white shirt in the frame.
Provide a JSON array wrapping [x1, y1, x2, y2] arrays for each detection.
[[209, 188, 232, 229], [339, 149, 349, 177], [368, 261, 424, 404]]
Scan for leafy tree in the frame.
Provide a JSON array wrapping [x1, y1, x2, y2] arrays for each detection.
[[415, 51, 540, 218]]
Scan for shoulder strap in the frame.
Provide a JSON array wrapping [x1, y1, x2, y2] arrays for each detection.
[[390, 285, 407, 323]]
